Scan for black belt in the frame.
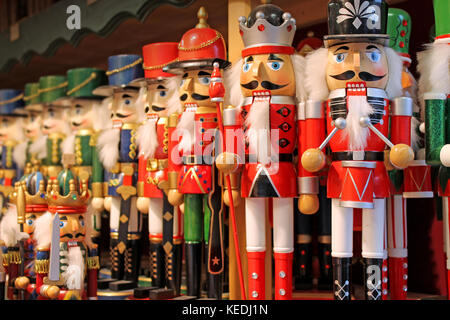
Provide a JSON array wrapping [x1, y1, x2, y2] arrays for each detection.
[[332, 151, 384, 161], [245, 154, 293, 163], [182, 155, 214, 165]]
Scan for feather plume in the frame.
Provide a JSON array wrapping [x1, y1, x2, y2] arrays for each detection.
[[29, 134, 47, 160], [135, 87, 147, 124], [304, 48, 329, 101], [177, 111, 196, 154], [34, 211, 53, 248], [137, 117, 158, 159], [385, 47, 404, 99], [13, 140, 27, 170], [224, 59, 244, 108], [0, 204, 29, 246], [97, 128, 120, 171], [291, 54, 306, 102], [165, 76, 183, 116], [93, 99, 112, 131], [62, 246, 84, 290], [245, 99, 271, 165], [342, 95, 374, 150], [62, 133, 75, 155]]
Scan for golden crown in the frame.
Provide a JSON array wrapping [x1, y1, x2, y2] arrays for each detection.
[[46, 178, 89, 209]]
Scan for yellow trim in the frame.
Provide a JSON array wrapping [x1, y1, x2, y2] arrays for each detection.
[[122, 123, 141, 130], [0, 93, 24, 106], [38, 82, 68, 94], [178, 31, 223, 52], [106, 58, 143, 76], [97, 290, 133, 297], [77, 129, 94, 136], [181, 167, 206, 193], [110, 232, 141, 240], [67, 73, 97, 96], [23, 92, 39, 102], [87, 256, 100, 270], [143, 57, 179, 71], [168, 171, 178, 190], [35, 259, 49, 274]]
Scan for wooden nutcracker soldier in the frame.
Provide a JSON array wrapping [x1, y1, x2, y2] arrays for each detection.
[[301, 0, 414, 300], [34, 75, 71, 180], [219, 3, 306, 300], [386, 8, 434, 300], [94, 54, 146, 290], [417, 0, 450, 299], [60, 67, 108, 255], [133, 42, 183, 295], [163, 7, 230, 299], [295, 36, 333, 291], [16, 170, 99, 300]]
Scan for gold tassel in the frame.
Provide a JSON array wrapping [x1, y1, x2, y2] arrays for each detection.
[[87, 256, 100, 270], [35, 259, 49, 274]]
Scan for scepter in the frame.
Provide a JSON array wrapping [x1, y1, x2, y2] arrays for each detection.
[[209, 62, 246, 300], [16, 182, 26, 300]]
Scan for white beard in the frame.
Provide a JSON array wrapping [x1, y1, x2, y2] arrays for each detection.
[[62, 133, 76, 155], [177, 111, 195, 154], [341, 95, 374, 151], [97, 128, 120, 171], [245, 98, 273, 165], [62, 246, 85, 290], [137, 116, 158, 159]]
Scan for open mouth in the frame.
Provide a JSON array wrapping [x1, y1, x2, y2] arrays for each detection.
[[112, 120, 122, 128]]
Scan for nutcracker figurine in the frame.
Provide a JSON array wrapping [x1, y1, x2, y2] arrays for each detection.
[[35, 75, 71, 180], [386, 8, 434, 300], [295, 36, 333, 291], [301, 0, 414, 300], [134, 42, 183, 294], [219, 3, 306, 300], [94, 54, 146, 290], [417, 0, 450, 299], [163, 7, 230, 298], [60, 67, 108, 254], [20, 170, 99, 300]]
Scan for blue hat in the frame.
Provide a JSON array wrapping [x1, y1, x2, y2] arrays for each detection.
[[0, 89, 26, 117], [93, 54, 144, 96]]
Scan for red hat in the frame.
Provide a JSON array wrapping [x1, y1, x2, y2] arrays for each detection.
[[296, 35, 323, 57], [142, 42, 178, 80], [164, 7, 230, 74]]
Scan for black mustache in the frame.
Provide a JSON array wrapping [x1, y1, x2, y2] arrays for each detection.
[[179, 93, 210, 101], [330, 71, 356, 80], [151, 105, 166, 112], [241, 81, 287, 90], [71, 121, 81, 127], [115, 113, 129, 119], [43, 125, 52, 130], [359, 72, 387, 82], [61, 233, 84, 239]]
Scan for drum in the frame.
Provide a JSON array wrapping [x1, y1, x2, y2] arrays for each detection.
[[339, 161, 376, 209], [403, 160, 434, 198]]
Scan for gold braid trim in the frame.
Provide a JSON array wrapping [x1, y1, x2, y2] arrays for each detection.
[[8, 250, 21, 264], [0, 93, 24, 106], [35, 259, 49, 274], [67, 73, 97, 96], [38, 82, 68, 94], [23, 92, 40, 102], [106, 58, 143, 76], [87, 256, 100, 270], [143, 57, 179, 71], [178, 31, 223, 51], [2, 253, 9, 266]]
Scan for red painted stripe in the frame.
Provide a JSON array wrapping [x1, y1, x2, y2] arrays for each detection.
[[242, 45, 294, 57], [391, 198, 396, 248]]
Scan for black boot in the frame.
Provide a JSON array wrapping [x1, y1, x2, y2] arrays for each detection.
[[185, 242, 202, 297], [294, 242, 313, 290], [124, 239, 141, 284], [363, 258, 383, 300], [166, 243, 182, 296], [150, 241, 165, 288], [332, 257, 351, 300], [110, 238, 123, 281], [317, 243, 333, 290]]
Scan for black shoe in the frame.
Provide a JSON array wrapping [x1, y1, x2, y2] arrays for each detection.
[[294, 242, 313, 290], [363, 258, 383, 300], [149, 241, 165, 288], [166, 243, 182, 296], [332, 257, 351, 300], [185, 242, 202, 297], [317, 243, 333, 290]]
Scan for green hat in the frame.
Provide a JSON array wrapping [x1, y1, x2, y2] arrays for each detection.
[[387, 8, 411, 57], [433, 0, 450, 43], [23, 82, 42, 111], [38, 75, 68, 105], [66, 68, 107, 100]]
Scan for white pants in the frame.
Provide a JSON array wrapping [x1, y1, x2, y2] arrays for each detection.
[[110, 196, 142, 233]]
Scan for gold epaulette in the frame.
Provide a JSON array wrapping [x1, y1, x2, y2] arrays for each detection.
[[2, 253, 9, 267], [87, 256, 100, 270], [35, 259, 49, 274], [8, 250, 21, 265]]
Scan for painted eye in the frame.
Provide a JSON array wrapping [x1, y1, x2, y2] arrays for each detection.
[[145, 106, 150, 113], [242, 62, 252, 73], [335, 53, 347, 63], [199, 77, 210, 85], [366, 51, 381, 63], [26, 219, 34, 226], [124, 99, 131, 105], [30, 116, 35, 122], [79, 219, 85, 227], [267, 61, 284, 71], [49, 111, 55, 117], [59, 221, 67, 229], [75, 108, 82, 115], [159, 91, 167, 97]]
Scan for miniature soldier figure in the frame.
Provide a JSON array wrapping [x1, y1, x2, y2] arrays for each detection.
[[164, 7, 230, 298], [386, 8, 434, 300], [16, 170, 99, 300], [301, 0, 414, 300], [417, 0, 450, 299], [219, 3, 306, 300], [60, 67, 109, 254], [95, 54, 146, 290], [134, 42, 183, 295], [295, 36, 333, 291], [34, 75, 72, 180]]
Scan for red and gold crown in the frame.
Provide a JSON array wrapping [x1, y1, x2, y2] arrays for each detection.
[[46, 178, 89, 213], [239, 4, 296, 57]]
